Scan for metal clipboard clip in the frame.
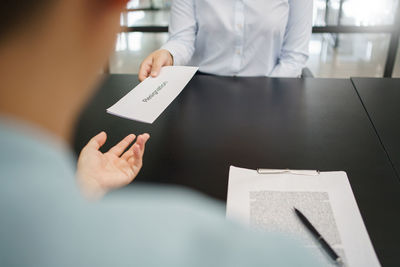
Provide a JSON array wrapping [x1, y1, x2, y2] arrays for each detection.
[[257, 168, 320, 176]]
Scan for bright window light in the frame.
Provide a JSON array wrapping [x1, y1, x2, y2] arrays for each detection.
[[343, 0, 397, 26]]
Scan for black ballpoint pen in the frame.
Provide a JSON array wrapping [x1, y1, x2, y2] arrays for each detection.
[[294, 207, 343, 265]]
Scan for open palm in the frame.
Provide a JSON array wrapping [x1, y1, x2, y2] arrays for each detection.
[[77, 131, 150, 199]]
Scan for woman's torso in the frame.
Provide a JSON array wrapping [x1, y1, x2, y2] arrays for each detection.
[[190, 0, 290, 76]]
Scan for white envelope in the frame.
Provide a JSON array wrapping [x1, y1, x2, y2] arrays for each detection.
[[107, 66, 199, 123]]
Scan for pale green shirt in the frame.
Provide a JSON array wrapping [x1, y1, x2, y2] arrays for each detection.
[[0, 117, 320, 266]]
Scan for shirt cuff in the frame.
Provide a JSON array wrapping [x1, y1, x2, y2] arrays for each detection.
[[161, 41, 186, 66]]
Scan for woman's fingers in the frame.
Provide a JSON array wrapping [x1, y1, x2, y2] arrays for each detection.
[[138, 56, 153, 81], [150, 57, 165, 77], [139, 50, 173, 81], [150, 50, 173, 77]]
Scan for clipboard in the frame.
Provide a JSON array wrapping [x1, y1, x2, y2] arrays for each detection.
[[257, 168, 320, 176], [227, 166, 381, 267]]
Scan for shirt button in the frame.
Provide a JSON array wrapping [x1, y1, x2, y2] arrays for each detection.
[[236, 49, 241, 55], [237, 24, 243, 30]]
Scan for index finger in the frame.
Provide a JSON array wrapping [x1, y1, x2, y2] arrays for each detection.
[[138, 57, 153, 81], [108, 134, 136, 156], [139, 63, 151, 81]]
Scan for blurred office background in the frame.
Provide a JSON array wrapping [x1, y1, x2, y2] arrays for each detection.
[[110, 0, 400, 78]]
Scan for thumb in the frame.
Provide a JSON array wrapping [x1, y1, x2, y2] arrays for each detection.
[[85, 131, 107, 150], [150, 57, 166, 77]]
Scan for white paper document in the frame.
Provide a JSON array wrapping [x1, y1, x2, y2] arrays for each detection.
[[227, 166, 380, 267], [107, 66, 198, 123]]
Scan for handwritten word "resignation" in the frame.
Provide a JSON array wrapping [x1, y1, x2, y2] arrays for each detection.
[[142, 81, 168, 102]]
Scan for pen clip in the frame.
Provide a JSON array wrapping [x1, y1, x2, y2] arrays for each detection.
[[257, 168, 320, 176]]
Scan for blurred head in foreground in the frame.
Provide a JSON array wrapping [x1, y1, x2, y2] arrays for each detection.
[[0, 0, 126, 141], [0, 0, 151, 200]]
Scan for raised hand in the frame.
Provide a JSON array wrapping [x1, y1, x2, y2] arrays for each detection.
[[77, 131, 150, 200]]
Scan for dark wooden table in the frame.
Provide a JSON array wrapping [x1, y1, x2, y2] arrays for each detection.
[[352, 78, 400, 182], [74, 74, 400, 266]]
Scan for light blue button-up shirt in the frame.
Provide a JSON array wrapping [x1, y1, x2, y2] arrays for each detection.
[[0, 117, 321, 266], [162, 0, 313, 77]]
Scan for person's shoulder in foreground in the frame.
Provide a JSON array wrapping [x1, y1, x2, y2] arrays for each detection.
[[0, 119, 321, 267]]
